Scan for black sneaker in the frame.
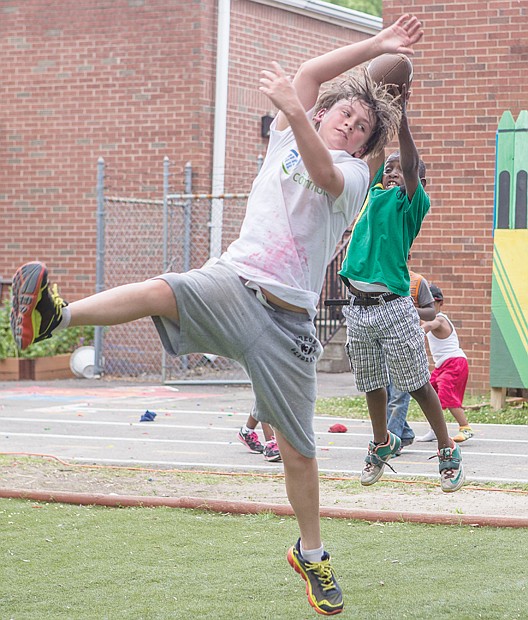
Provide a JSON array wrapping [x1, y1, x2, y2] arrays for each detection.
[[10, 262, 67, 350], [287, 538, 343, 616], [237, 428, 264, 454]]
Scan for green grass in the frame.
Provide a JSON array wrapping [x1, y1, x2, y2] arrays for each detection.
[[316, 394, 528, 425], [1, 498, 527, 619]]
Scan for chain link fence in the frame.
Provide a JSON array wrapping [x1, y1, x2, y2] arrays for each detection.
[[94, 157, 347, 383], [95, 157, 251, 383]]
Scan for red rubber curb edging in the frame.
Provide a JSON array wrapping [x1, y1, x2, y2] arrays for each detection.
[[1, 488, 527, 528]]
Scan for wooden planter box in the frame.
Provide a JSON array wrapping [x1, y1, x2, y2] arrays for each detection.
[[0, 354, 74, 381]]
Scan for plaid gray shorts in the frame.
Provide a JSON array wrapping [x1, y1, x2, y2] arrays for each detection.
[[343, 295, 430, 393]]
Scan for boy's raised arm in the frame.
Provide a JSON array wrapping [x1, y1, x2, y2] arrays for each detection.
[[274, 14, 424, 131], [398, 88, 421, 200]]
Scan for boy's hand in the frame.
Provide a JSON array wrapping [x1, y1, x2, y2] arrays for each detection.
[[259, 61, 303, 118], [377, 14, 424, 56]]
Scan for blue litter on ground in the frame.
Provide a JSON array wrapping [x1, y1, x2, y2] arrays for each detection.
[[140, 410, 157, 422]]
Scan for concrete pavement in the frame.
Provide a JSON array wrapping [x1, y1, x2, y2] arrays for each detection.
[[1, 373, 527, 485]]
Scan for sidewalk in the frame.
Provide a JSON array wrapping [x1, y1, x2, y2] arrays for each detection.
[[317, 369, 361, 398]]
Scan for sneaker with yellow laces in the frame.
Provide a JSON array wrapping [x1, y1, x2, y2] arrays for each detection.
[[287, 538, 343, 616], [10, 262, 67, 350]]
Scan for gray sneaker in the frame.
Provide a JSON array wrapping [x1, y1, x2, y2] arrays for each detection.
[[438, 443, 465, 493], [361, 432, 401, 485]]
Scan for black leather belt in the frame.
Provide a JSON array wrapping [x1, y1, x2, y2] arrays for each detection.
[[351, 293, 400, 306]]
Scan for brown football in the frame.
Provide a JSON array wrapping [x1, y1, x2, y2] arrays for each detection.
[[367, 53, 413, 92]]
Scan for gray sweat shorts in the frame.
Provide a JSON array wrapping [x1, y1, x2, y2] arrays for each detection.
[[151, 259, 322, 458]]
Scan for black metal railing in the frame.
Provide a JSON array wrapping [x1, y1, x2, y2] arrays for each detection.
[[315, 234, 350, 346]]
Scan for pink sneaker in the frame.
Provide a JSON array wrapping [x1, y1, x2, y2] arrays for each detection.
[[264, 437, 281, 462], [237, 428, 264, 454]]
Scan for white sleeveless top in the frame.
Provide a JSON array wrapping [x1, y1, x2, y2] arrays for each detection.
[[426, 312, 467, 368]]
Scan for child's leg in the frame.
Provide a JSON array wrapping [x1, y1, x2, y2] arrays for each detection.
[[409, 382, 451, 449], [11, 262, 179, 350], [275, 430, 321, 549], [261, 422, 275, 442], [366, 387, 389, 443], [449, 407, 470, 427], [243, 414, 258, 430], [69, 279, 179, 326]]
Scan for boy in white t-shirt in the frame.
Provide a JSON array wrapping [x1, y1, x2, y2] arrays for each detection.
[[10, 15, 423, 616]]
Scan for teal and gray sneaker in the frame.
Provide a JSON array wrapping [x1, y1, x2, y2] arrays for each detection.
[[287, 539, 343, 616], [360, 431, 401, 486], [10, 262, 67, 350], [438, 442, 465, 492]]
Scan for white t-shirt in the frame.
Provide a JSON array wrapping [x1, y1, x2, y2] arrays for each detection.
[[222, 117, 369, 319]]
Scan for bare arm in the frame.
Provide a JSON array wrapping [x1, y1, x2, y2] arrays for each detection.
[[416, 304, 435, 321], [281, 14, 424, 129], [260, 62, 344, 195], [398, 86, 421, 200], [259, 15, 423, 197], [422, 315, 452, 337]]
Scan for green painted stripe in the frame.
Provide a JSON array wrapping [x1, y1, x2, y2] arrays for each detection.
[[491, 270, 528, 385], [490, 315, 524, 387], [495, 111, 515, 229]]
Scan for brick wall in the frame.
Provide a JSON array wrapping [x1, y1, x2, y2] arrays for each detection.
[[383, 0, 528, 392], [2, 0, 523, 391], [1, 0, 218, 298]]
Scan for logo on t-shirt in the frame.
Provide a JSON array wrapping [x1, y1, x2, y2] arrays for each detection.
[[282, 149, 301, 175]]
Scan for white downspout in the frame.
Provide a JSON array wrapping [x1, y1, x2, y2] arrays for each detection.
[[210, 0, 231, 258]]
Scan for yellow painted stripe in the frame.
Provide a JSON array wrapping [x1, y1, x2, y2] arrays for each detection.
[[494, 231, 528, 350], [494, 252, 528, 351]]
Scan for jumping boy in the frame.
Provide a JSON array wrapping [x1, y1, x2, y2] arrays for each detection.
[[386, 259, 435, 454], [10, 15, 423, 616], [339, 86, 465, 494]]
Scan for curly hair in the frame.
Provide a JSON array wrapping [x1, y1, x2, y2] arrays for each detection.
[[313, 69, 402, 158]]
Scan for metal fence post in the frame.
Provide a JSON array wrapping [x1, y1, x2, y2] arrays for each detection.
[[94, 157, 105, 376], [161, 156, 170, 382], [184, 162, 192, 272], [162, 156, 170, 272]]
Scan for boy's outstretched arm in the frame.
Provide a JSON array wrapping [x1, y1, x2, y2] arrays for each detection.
[[260, 15, 423, 198], [274, 14, 423, 132], [398, 86, 421, 200], [422, 315, 449, 337]]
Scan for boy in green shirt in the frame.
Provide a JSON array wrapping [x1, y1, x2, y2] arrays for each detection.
[[339, 88, 465, 493]]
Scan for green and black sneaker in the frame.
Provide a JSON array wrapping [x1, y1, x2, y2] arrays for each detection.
[[438, 442, 465, 493]]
